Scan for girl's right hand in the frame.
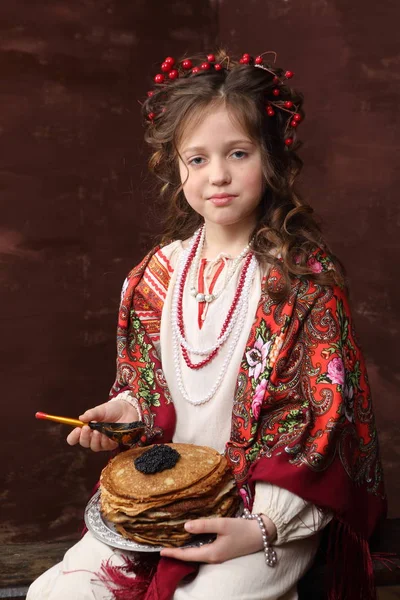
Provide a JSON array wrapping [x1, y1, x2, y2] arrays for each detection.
[[66, 400, 139, 452]]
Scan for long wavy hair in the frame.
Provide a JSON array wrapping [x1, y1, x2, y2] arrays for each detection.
[[141, 49, 345, 300]]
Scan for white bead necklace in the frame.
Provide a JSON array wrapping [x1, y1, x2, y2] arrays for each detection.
[[171, 233, 257, 405], [189, 225, 253, 303], [173, 283, 246, 357], [173, 228, 250, 357]]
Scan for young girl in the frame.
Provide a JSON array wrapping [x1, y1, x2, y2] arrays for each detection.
[[28, 49, 386, 600]]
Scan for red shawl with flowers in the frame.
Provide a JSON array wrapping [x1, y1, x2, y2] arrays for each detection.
[[105, 245, 386, 600]]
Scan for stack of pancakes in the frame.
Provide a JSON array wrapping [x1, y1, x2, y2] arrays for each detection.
[[100, 443, 239, 547]]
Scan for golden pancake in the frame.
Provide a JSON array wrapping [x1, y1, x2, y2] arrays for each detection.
[[102, 444, 222, 500], [116, 528, 191, 547], [100, 454, 229, 515], [113, 497, 239, 547]]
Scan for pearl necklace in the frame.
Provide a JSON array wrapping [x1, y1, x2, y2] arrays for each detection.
[[176, 253, 253, 361], [172, 247, 257, 405], [189, 225, 253, 303]]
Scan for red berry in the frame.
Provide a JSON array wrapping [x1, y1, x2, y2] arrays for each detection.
[[242, 53, 251, 59], [272, 88, 280, 96], [154, 74, 165, 84], [147, 90, 154, 97], [214, 63, 222, 71], [273, 76, 280, 84], [148, 112, 155, 121], [239, 58, 245, 64], [168, 69, 179, 80], [201, 62, 211, 70], [255, 56, 263, 64], [285, 70, 294, 79], [290, 120, 298, 127], [192, 67, 200, 74], [284, 100, 293, 108], [293, 113, 302, 121], [182, 59, 193, 69], [267, 108, 275, 116], [161, 61, 172, 72], [241, 55, 251, 64], [207, 54, 216, 62], [164, 56, 175, 65], [284, 138, 293, 146]]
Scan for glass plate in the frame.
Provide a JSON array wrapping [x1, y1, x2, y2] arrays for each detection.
[[84, 489, 215, 552]]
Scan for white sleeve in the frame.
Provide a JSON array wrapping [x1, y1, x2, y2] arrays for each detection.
[[252, 481, 333, 546], [109, 390, 143, 421]]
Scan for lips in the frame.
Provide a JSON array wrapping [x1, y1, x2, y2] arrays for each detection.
[[208, 194, 237, 206]]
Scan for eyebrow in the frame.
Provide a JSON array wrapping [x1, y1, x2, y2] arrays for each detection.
[[182, 140, 255, 154]]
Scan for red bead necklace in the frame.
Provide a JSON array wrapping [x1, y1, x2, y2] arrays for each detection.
[[177, 234, 254, 370]]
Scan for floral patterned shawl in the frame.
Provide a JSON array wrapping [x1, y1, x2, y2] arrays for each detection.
[[107, 245, 386, 600]]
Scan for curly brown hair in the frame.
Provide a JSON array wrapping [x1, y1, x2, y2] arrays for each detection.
[[141, 49, 345, 300]]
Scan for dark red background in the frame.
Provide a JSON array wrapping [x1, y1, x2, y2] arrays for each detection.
[[1, 1, 398, 546]]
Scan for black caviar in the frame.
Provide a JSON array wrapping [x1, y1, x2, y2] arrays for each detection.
[[134, 444, 181, 474]]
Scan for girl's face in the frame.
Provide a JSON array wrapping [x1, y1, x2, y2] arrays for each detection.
[[177, 105, 264, 232]]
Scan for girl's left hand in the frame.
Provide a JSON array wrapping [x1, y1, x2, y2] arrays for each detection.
[[160, 516, 276, 564]]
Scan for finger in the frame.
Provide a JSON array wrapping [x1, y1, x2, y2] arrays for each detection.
[[90, 430, 103, 452], [88, 430, 117, 452], [160, 541, 217, 563], [79, 405, 106, 423], [66, 428, 82, 446], [91, 431, 116, 452], [79, 425, 92, 448], [100, 435, 118, 451], [184, 518, 226, 536]]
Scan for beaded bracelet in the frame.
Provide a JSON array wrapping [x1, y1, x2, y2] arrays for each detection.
[[110, 391, 143, 421], [242, 508, 278, 567]]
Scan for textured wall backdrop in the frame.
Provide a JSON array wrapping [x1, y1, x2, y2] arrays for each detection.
[[0, 0, 398, 547]]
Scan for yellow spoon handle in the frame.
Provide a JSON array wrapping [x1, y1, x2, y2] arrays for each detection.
[[35, 412, 86, 427]]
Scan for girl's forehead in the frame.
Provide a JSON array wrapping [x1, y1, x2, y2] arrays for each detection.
[[178, 104, 252, 148]]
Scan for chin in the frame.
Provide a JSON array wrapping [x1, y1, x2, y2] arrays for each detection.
[[205, 216, 238, 227], [205, 211, 247, 226]]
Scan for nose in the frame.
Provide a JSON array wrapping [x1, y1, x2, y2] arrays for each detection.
[[208, 158, 231, 186]]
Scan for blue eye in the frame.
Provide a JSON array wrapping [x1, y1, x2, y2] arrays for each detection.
[[232, 151, 247, 159], [188, 157, 204, 166]]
